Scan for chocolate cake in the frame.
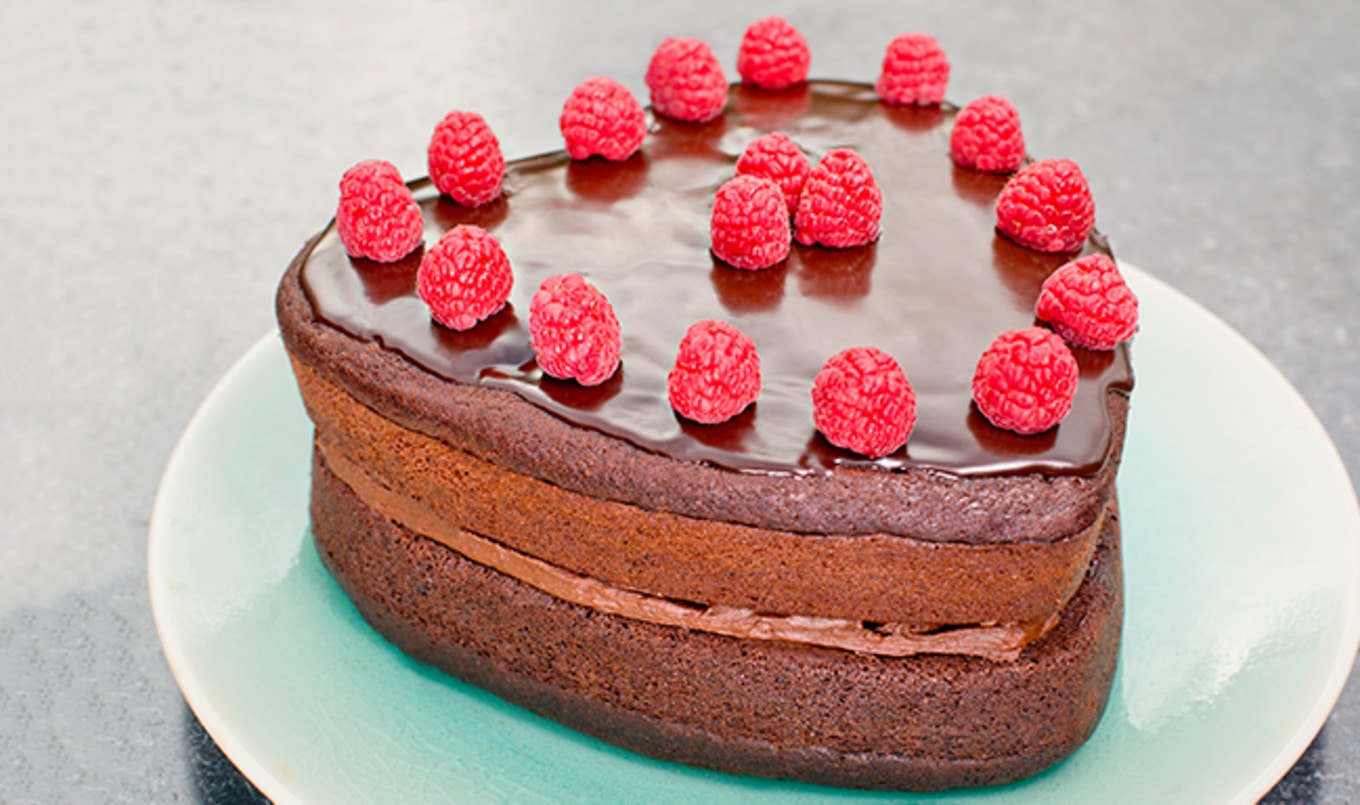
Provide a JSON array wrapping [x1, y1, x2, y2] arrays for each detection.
[[277, 78, 1133, 790]]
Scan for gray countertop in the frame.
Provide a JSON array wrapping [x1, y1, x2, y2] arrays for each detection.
[[3, 1, 1357, 801]]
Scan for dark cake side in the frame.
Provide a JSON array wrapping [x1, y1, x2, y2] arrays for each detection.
[[310, 445, 1123, 791]]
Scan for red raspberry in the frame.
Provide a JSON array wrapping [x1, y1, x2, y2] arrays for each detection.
[[794, 149, 882, 248], [415, 225, 513, 331], [529, 274, 622, 386], [1036, 254, 1139, 350], [427, 111, 505, 207], [335, 160, 424, 263], [559, 77, 647, 162], [812, 347, 916, 458], [736, 132, 810, 214], [667, 320, 761, 424], [737, 16, 811, 90], [876, 33, 950, 105], [711, 175, 791, 270], [995, 158, 1096, 253], [972, 327, 1078, 435], [950, 95, 1025, 173], [645, 37, 728, 123]]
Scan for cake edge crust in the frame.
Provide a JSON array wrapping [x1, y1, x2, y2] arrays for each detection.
[[278, 242, 1129, 546]]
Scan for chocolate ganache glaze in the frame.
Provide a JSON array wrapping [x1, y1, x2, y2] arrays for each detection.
[[302, 81, 1132, 476]]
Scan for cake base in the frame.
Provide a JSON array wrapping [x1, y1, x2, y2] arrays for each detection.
[[309, 447, 1123, 791]]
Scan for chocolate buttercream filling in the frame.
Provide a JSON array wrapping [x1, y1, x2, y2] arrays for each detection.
[[320, 441, 1073, 662]]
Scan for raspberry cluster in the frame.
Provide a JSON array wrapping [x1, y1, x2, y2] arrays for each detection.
[[330, 19, 1126, 449]]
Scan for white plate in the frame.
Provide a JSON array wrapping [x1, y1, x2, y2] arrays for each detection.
[[150, 266, 1360, 803]]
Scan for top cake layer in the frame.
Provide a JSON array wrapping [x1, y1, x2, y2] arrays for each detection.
[[301, 81, 1132, 478]]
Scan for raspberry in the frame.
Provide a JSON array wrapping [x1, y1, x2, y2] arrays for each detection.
[[1036, 254, 1139, 350], [736, 132, 810, 214], [427, 111, 505, 207], [559, 77, 647, 162], [876, 33, 950, 105], [812, 347, 916, 458], [950, 95, 1025, 173], [667, 320, 761, 424], [529, 274, 622, 386], [711, 175, 791, 270], [737, 16, 811, 90], [995, 158, 1096, 253], [793, 149, 882, 248], [415, 225, 513, 331], [335, 160, 425, 263], [645, 37, 728, 123], [972, 327, 1078, 435]]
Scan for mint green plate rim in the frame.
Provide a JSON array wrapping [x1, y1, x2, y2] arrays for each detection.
[[149, 267, 1360, 804]]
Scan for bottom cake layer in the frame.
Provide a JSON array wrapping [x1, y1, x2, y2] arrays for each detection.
[[309, 447, 1124, 791]]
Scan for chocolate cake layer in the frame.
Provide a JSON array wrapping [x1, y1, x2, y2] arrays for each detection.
[[278, 80, 1132, 545], [292, 353, 1098, 633], [310, 447, 1123, 791]]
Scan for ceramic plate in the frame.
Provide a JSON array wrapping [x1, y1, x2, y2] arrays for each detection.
[[149, 267, 1360, 804]]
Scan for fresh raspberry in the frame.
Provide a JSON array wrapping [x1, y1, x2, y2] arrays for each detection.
[[995, 158, 1096, 253], [559, 77, 647, 162], [335, 160, 425, 263], [950, 95, 1025, 173], [812, 347, 916, 458], [427, 111, 505, 207], [876, 33, 950, 105], [736, 132, 810, 214], [972, 327, 1079, 435], [737, 16, 811, 90], [415, 225, 513, 331], [645, 37, 728, 123], [711, 175, 791, 270], [667, 320, 761, 424], [1036, 254, 1139, 350], [529, 274, 622, 386], [793, 149, 882, 248]]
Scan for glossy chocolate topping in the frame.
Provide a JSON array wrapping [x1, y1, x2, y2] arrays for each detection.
[[301, 81, 1132, 476]]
